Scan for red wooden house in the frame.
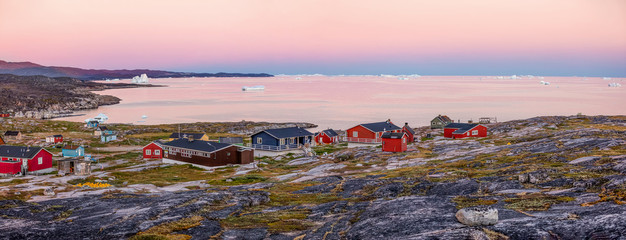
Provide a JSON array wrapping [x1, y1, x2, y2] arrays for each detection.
[[0, 145, 53, 175], [315, 129, 339, 144], [381, 132, 408, 152], [402, 123, 415, 143], [143, 141, 163, 159], [443, 123, 487, 139], [345, 120, 402, 143], [46, 135, 63, 144], [0, 113, 10, 118]]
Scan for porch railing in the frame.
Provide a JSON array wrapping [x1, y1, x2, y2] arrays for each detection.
[[343, 137, 382, 143], [251, 144, 301, 151]]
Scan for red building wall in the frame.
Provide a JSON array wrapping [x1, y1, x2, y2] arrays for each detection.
[[27, 149, 53, 172], [143, 143, 163, 159], [452, 125, 488, 139], [346, 125, 376, 139], [0, 161, 21, 174], [443, 128, 457, 138], [54, 137, 63, 143], [382, 136, 408, 152], [315, 133, 337, 144], [402, 127, 415, 143]]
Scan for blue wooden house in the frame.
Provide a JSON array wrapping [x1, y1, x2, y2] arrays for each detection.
[[62, 145, 85, 158], [251, 127, 314, 151], [101, 131, 117, 143], [85, 120, 100, 128]]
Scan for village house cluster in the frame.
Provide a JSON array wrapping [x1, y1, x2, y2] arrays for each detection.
[[0, 114, 490, 176]]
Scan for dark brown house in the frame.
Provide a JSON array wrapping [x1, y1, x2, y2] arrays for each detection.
[[162, 138, 253, 168]]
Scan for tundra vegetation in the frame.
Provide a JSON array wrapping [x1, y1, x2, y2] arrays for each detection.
[[0, 115, 624, 239]]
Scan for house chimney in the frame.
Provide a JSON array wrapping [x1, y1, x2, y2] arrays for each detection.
[[188, 135, 194, 142], [405, 122, 408, 127]]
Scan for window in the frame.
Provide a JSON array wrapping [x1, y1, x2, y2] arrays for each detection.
[[181, 152, 191, 158], [402, 138, 406, 143], [290, 138, 295, 144], [472, 130, 478, 135], [146, 149, 151, 155], [353, 131, 358, 137], [227, 152, 231, 156], [38, 157, 42, 165], [155, 150, 160, 155], [280, 139, 285, 145], [257, 138, 262, 144]]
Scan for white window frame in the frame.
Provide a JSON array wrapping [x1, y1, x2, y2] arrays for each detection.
[[146, 149, 151, 155], [38, 157, 43, 165], [257, 138, 262, 144], [472, 130, 478, 135], [402, 138, 406, 143], [280, 139, 285, 145], [155, 150, 160, 155], [353, 131, 358, 137]]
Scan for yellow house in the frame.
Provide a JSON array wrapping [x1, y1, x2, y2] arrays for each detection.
[[168, 132, 209, 142]]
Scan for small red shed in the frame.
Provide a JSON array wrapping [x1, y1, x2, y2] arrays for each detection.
[[381, 132, 408, 152], [46, 135, 63, 144], [444, 123, 487, 139], [0, 113, 10, 118], [402, 123, 415, 143], [315, 129, 339, 144], [143, 141, 163, 159]]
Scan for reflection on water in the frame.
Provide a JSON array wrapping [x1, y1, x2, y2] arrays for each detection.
[[59, 76, 625, 130]]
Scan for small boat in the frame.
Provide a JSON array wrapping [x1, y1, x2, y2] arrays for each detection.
[[242, 85, 265, 91], [141, 115, 148, 119]]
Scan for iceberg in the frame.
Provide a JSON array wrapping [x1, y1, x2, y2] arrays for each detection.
[[131, 74, 149, 84]]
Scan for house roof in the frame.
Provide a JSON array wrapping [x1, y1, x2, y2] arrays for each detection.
[[255, 127, 314, 139], [321, 129, 338, 137], [163, 139, 232, 153], [382, 132, 407, 139], [143, 141, 164, 149], [445, 123, 480, 134], [52, 135, 63, 138], [0, 145, 47, 159], [403, 123, 415, 134], [433, 115, 453, 123], [169, 132, 206, 139], [219, 137, 243, 144], [62, 145, 82, 150], [4, 131, 20, 136], [359, 121, 401, 132], [96, 126, 108, 131]]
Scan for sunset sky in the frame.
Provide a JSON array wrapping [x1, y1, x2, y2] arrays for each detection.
[[1, 0, 625, 76]]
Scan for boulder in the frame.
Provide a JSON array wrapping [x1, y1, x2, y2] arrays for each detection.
[[43, 188, 55, 196], [455, 206, 498, 226]]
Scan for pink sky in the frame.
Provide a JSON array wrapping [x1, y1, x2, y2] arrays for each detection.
[[1, 0, 625, 75]]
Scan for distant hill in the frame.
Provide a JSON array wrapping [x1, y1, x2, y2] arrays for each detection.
[[0, 60, 273, 80]]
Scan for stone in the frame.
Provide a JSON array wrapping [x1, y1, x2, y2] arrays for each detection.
[[569, 156, 600, 165], [43, 188, 55, 196], [455, 206, 498, 226]]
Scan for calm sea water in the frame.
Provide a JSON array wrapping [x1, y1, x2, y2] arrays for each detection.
[[59, 75, 625, 131]]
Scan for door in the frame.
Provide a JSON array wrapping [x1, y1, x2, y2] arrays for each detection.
[[21, 159, 28, 175]]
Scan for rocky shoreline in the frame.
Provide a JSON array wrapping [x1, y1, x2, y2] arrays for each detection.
[[0, 74, 160, 119]]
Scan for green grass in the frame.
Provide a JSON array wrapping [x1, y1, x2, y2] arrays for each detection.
[[207, 175, 268, 186], [452, 196, 498, 209], [504, 193, 575, 211], [222, 208, 313, 233]]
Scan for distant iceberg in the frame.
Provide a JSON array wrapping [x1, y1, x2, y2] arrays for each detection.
[[84, 113, 109, 123], [131, 74, 149, 84], [242, 85, 265, 91]]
